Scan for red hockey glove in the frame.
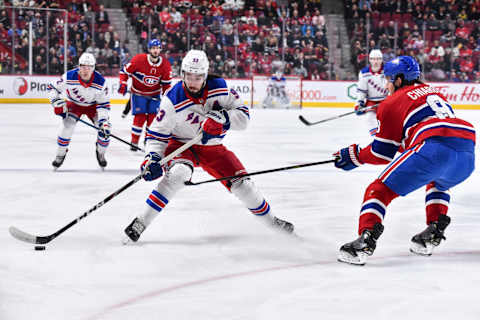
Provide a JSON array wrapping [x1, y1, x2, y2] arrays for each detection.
[[118, 83, 128, 96], [201, 110, 230, 144], [51, 98, 67, 118]]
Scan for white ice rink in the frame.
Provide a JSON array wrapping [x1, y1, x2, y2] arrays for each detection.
[[2, 103, 480, 320]]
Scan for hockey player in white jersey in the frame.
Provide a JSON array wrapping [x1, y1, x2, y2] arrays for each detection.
[[262, 71, 291, 108], [47, 53, 111, 170], [354, 49, 388, 136], [123, 49, 294, 242]]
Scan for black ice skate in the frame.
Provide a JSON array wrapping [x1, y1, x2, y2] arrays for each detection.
[[123, 217, 146, 243], [272, 216, 294, 233], [52, 150, 68, 170], [130, 143, 139, 152], [338, 223, 384, 265], [96, 149, 107, 168], [410, 215, 451, 256]]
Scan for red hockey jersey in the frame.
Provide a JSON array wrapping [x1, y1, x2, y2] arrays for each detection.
[[359, 83, 476, 165], [119, 53, 172, 96]]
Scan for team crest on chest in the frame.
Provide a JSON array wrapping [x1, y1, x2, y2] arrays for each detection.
[[143, 76, 159, 86]]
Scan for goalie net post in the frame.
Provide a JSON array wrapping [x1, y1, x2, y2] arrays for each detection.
[[250, 74, 303, 109]]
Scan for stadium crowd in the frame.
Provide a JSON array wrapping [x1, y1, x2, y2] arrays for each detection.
[[1, 0, 479, 82], [0, 0, 328, 79], [345, 0, 480, 82], [0, 0, 129, 75]]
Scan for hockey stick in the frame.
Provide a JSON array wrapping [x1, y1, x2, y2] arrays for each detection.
[[298, 104, 378, 126], [9, 134, 202, 245], [69, 114, 145, 152], [185, 159, 335, 186], [127, 91, 161, 101]]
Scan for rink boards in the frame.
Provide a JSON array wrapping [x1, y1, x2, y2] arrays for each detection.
[[1, 75, 480, 109]]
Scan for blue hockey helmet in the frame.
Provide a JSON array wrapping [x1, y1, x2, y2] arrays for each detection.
[[384, 56, 421, 83], [148, 39, 162, 49]]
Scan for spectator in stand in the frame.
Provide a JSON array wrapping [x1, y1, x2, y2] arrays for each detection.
[[50, 56, 62, 74], [33, 55, 47, 74], [429, 40, 445, 69], [455, 19, 470, 43], [96, 4, 110, 25]]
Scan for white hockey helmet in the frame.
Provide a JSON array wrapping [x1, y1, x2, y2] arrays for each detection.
[[79, 52, 96, 68], [369, 49, 383, 72], [181, 49, 209, 79]]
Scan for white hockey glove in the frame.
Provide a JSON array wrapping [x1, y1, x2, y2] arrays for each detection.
[[51, 98, 67, 118], [98, 119, 111, 138]]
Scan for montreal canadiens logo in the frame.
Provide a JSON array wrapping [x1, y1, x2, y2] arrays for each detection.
[[143, 76, 159, 86], [13, 77, 28, 95]]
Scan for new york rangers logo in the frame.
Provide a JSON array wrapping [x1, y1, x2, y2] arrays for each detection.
[[143, 76, 159, 86]]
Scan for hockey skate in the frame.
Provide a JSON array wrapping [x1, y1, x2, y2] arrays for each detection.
[[52, 150, 68, 170], [271, 216, 294, 234], [96, 148, 107, 169], [338, 223, 384, 265], [123, 217, 146, 243], [410, 215, 451, 256]]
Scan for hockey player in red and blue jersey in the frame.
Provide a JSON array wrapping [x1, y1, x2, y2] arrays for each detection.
[[334, 56, 475, 265], [123, 49, 294, 243], [118, 39, 172, 151], [47, 53, 111, 170]]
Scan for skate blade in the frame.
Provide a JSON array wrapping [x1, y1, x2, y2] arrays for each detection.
[[337, 250, 367, 266], [410, 242, 433, 256]]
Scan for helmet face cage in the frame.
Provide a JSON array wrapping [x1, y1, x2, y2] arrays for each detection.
[[181, 50, 209, 79], [384, 56, 421, 83]]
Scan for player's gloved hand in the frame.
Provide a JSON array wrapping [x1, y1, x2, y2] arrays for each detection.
[[201, 109, 230, 144], [141, 152, 164, 181], [333, 144, 363, 171], [118, 83, 128, 96], [354, 101, 366, 115], [98, 119, 112, 138], [51, 98, 67, 118]]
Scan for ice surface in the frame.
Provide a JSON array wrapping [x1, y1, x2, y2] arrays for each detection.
[[1, 104, 480, 320]]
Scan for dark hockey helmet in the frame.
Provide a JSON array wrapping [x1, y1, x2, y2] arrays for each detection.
[[384, 56, 421, 83], [148, 39, 162, 49]]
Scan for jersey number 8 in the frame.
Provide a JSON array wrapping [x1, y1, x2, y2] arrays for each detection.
[[426, 94, 455, 119]]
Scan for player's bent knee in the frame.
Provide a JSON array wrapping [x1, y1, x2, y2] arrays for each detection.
[[165, 163, 193, 185], [364, 179, 399, 205], [230, 177, 258, 197]]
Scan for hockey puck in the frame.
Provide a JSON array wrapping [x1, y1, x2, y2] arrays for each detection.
[[34, 246, 46, 251]]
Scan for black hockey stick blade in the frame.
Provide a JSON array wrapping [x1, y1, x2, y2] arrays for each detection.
[[185, 159, 335, 186], [71, 115, 145, 152], [8, 134, 202, 245]]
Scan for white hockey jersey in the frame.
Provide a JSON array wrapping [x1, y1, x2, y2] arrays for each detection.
[[356, 66, 388, 106], [145, 77, 250, 155], [47, 68, 110, 121], [267, 76, 287, 97]]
